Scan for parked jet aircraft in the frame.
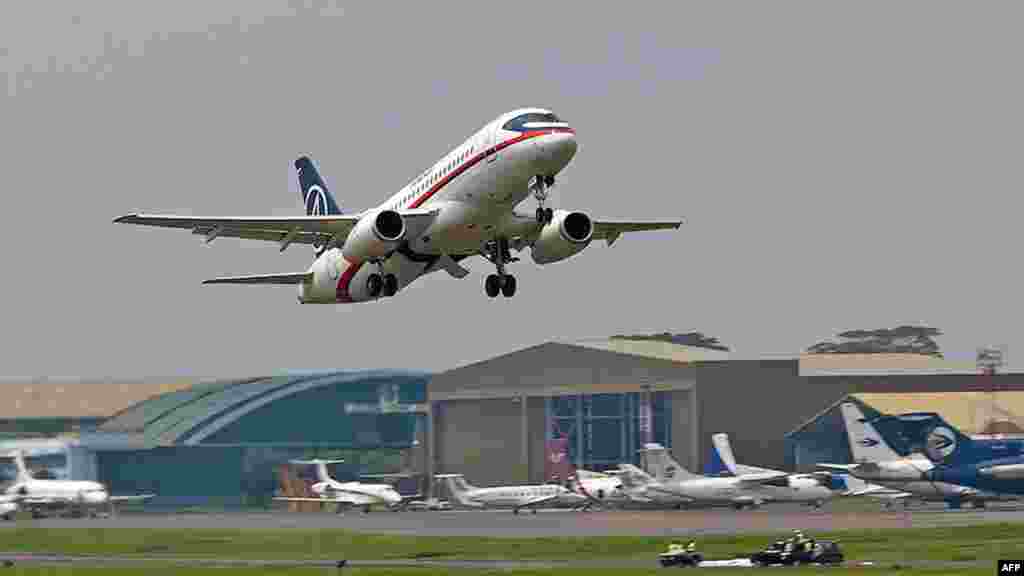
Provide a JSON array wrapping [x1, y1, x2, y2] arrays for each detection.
[[603, 463, 690, 508], [435, 473, 587, 514], [273, 459, 413, 513], [0, 451, 153, 519], [639, 443, 802, 509], [114, 108, 682, 302], [709, 433, 899, 508], [817, 402, 1016, 508], [865, 410, 1024, 504]]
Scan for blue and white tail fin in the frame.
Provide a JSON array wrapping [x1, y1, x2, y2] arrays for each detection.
[[706, 434, 736, 476], [870, 412, 974, 466], [840, 402, 905, 463], [294, 156, 342, 258], [295, 156, 342, 216]]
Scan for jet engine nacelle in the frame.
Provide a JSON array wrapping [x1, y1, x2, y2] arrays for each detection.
[[530, 210, 593, 265], [342, 209, 405, 262]]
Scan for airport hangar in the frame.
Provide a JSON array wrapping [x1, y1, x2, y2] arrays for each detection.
[[3, 336, 1024, 506]]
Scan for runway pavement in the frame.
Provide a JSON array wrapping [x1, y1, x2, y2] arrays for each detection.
[[4, 503, 1024, 537]]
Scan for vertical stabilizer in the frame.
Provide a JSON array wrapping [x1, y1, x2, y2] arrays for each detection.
[[840, 402, 904, 463], [709, 433, 739, 476], [10, 450, 33, 483], [295, 157, 342, 216], [435, 474, 480, 507], [290, 459, 345, 484], [639, 443, 699, 483], [616, 464, 655, 488]]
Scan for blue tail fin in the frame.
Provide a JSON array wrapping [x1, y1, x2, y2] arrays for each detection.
[[295, 156, 342, 216], [704, 440, 732, 477], [870, 412, 974, 465]]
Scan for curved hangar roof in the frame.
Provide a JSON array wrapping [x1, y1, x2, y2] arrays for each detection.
[[99, 370, 429, 447]]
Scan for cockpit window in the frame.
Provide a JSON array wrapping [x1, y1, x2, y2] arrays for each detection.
[[502, 112, 563, 132]]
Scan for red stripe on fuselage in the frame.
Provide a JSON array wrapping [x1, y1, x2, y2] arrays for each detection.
[[336, 127, 574, 302], [409, 127, 575, 209]]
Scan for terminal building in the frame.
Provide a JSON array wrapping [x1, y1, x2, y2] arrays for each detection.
[[2, 335, 1023, 506]]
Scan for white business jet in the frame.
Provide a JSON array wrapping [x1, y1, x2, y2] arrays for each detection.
[[115, 108, 682, 302], [435, 473, 587, 514], [1, 450, 153, 520], [273, 459, 409, 514]]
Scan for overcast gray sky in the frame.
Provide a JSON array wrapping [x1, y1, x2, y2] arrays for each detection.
[[1, 1, 1021, 380]]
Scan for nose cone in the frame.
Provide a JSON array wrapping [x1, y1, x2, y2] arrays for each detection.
[[537, 130, 577, 173]]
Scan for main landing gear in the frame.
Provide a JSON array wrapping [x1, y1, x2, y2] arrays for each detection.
[[482, 238, 518, 298], [366, 261, 399, 298], [530, 174, 556, 224]]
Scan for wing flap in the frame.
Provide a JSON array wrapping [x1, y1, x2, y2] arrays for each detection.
[[203, 272, 313, 285]]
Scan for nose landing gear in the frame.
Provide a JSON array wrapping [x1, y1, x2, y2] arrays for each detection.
[[482, 238, 518, 298], [530, 175, 556, 224], [366, 261, 399, 299]]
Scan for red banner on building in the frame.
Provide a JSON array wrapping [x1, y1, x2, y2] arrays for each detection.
[[545, 437, 572, 483]]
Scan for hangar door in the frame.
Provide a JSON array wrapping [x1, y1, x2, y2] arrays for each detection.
[[547, 391, 672, 472]]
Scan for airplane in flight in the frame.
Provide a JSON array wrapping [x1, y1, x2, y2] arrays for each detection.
[[0, 451, 153, 520], [435, 473, 587, 514], [272, 459, 414, 514], [817, 402, 1017, 509], [114, 108, 683, 302]]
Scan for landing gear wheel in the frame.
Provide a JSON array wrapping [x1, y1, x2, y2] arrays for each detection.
[[536, 207, 546, 223], [485, 274, 501, 298], [366, 273, 383, 298], [513, 508, 520, 515], [544, 208, 553, 223], [501, 275, 517, 297], [382, 274, 398, 297]]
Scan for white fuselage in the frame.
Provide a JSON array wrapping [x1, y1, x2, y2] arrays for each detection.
[[4, 479, 110, 507], [652, 475, 831, 506], [312, 480, 403, 507], [299, 109, 577, 304], [842, 459, 1014, 502], [455, 484, 587, 510]]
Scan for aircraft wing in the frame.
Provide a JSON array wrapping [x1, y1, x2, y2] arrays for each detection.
[[591, 219, 684, 246], [113, 208, 438, 251], [847, 486, 912, 498], [734, 471, 791, 486], [109, 494, 156, 502], [817, 463, 858, 473], [202, 272, 313, 285]]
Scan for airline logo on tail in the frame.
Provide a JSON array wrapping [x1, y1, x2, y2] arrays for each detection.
[[925, 426, 958, 462]]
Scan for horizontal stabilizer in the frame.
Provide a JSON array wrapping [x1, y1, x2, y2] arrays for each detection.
[[203, 272, 313, 285]]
